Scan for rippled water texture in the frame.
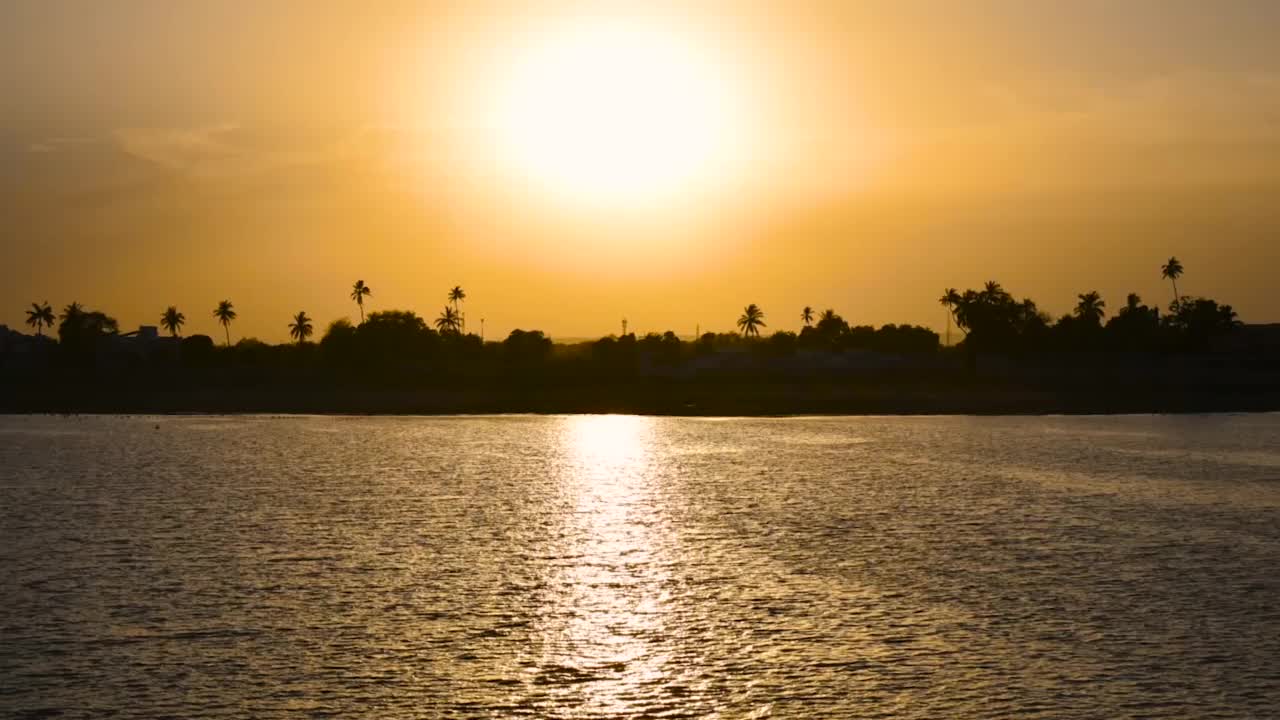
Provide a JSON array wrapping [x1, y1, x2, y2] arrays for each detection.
[[2, 414, 1279, 718]]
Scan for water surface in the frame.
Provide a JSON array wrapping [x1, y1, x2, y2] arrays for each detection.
[[2, 414, 1278, 718]]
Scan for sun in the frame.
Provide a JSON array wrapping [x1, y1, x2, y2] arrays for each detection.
[[489, 19, 739, 210]]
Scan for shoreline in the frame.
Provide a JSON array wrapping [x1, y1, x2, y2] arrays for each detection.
[[5, 409, 1278, 419], [5, 381, 1278, 417]]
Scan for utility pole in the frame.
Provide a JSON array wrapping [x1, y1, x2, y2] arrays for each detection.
[[621, 317, 628, 336], [480, 318, 485, 342]]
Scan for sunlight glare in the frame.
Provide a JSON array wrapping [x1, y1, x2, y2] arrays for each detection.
[[544, 414, 672, 713], [565, 413, 651, 470], [490, 19, 740, 210]]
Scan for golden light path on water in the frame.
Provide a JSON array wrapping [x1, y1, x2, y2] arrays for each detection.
[[535, 415, 674, 715]]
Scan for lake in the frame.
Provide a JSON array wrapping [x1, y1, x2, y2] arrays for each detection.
[[2, 413, 1278, 718]]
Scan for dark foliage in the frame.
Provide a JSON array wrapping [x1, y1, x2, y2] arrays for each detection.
[[5, 276, 1259, 394], [941, 285, 1241, 356]]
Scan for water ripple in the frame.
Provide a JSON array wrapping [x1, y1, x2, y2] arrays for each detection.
[[1, 413, 1278, 718]]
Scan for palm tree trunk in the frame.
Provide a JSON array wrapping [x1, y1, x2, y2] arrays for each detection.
[[359, 304, 364, 324], [224, 324, 230, 347]]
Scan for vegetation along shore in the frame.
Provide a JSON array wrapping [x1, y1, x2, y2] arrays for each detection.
[[4, 258, 1277, 415]]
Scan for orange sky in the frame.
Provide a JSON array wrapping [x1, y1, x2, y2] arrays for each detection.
[[3, 1, 1279, 341]]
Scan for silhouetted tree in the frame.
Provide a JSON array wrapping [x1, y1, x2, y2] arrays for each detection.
[[435, 306, 461, 334], [766, 330, 798, 356], [1074, 291, 1106, 326], [1162, 256, 1184, 308], [228, 337, 272, 367], [939, 288, 960, 345], [58, 305, 116, 337], [213, 300, 236, 346], [694, 332, 717, 355], [448, 286, 466, 332], [636, 330, 683, 365], [591, 332, 641, 374], [318, 318, 358, 368], [870, 324, 940, 354], [180, 335, 216, 366], [815, 309, 848, 338], [1166, 297, 1239, 350], [25, 302, 55, 336], [946, 283, 1048, 354], [502, 329, 552, 370], [737, 304, 766, 337], [288, 311, 313, 344], [1052, 312, 1102, 352], [801, 306, 814, 327], [77, 312, 117, 335], [350, 280, 372, 323], [1105, 293, 1160, 351], [60, 301, 84, 326], [160, 306, 185, 337], [659, 330, 683, 363], [590, 335, 621, 367], [57, 305, 118, 359], [356, 310, 436, 370], [846, 324, 877, 349]]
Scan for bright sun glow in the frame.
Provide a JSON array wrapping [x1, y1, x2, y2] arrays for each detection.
[[490, 20, 739, 209]]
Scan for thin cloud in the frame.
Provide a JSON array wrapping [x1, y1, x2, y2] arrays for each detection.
[[930, 71, 1280, 145], [113, 124, 241, 171], [25, 136, 101, 154]]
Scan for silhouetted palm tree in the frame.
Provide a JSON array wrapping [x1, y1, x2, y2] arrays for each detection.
[[1074, 291, 1107, 325], [737, 304, 766, 338], [1161, 256, 1184, 307], [435, 306, 461, 334], [213, 300, 237, 346], [25, 302, 55, 336], [160, 306, 185, 337], [61, 301, 84, 324], [350, 280, 372, 323], [801, 306, 814, 327], [288, 311, 313, 344], [449, 286, 466, 332], [939, 288, 959, 345]]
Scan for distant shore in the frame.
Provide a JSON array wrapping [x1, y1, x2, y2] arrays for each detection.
[[4, 379, 1277, 416]]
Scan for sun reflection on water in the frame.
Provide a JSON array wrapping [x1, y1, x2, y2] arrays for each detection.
[[528, 414, 680, 713], [565, 414, 653, 470]]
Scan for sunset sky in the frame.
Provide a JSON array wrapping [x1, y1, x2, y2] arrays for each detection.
[[3, 1, 1278, 342]]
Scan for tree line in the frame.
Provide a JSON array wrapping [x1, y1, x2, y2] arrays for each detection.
[[937, 257, 1238, 355], [13, 256, 1251, 379], [24, 280, 471, 345]]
